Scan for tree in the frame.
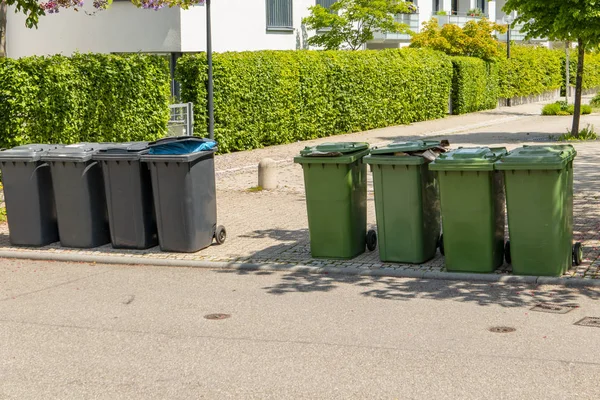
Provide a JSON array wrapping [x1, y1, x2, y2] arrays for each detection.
[[6, 0, 199, 28], [504, 0, 600, 137], [302, 0, 415, 51], [410, 18, 506, 61]]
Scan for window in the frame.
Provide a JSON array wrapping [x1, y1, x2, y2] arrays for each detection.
[[432, 0, 440, 12], [317, 0, 336, 8], [266, 0, 294, 31], [477, 0, 486, 14]]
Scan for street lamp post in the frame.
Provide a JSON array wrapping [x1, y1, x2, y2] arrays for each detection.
[[206, 0, 214, 139], [503, 14, 514, 106]]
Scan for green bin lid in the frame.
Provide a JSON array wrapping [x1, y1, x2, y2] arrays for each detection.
[[0, 144, 61, 162], [299, 142, 369, 157], [294, 142, 370, 165], [495, 145, 577, 171], [369, 140, 441, 155], [429, 147, 507, 171]]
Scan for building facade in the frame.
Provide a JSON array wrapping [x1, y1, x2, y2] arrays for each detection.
[[6, 0, 540, 59]]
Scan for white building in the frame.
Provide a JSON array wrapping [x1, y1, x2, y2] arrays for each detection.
[[6, 0, 540, 59]]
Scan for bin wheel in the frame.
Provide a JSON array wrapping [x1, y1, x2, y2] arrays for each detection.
[[366, 229, 377, 251], [573, 242, 583, 266], [215, 225, 227, 245], [505, 241, 512, 265], [438, 234, 444, 256]]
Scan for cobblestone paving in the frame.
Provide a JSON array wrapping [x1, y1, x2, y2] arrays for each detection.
[[1, 104, 599, 281]]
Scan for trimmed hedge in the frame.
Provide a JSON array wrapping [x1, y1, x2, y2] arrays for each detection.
[[177, 49, 453, 153], [498, 46, 563, 99], [451, 57, 499, 114], [566, 51, 600, 90], [0, 54, 170, 148]]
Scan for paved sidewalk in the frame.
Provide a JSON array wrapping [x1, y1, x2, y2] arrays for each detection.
[[1, 100, 600, 284]]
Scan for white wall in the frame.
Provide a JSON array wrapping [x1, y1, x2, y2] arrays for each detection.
[[7, 0, 317, 58], [180, 0, 315, 52], [7, 3, 183, 58]]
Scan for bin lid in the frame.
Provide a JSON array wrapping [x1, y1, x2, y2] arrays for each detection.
[[429, 147, 507, 171], [294, 142, 370, 165], [495, 145, 577, 171], [42, 143, 114, 163], [93, 142, 150, 161], [366, 140, 443, 166], [147, 136, 216, 155], [369, 140, 441, 155], [0, 144, 61, 162]]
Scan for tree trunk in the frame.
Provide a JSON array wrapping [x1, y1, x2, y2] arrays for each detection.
[[0, 1, 7, 58], [571, 38, 586, 137]]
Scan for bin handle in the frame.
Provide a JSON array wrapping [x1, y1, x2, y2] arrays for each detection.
[[82, 161, 99, 177], [30, 162, 50, 180]]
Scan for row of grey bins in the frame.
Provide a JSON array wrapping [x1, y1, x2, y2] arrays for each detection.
[[0, 137, 226, 253]]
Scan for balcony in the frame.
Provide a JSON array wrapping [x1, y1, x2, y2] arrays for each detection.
[[496, 24, 547, 43], [433, 13, 489, 29], [371, 13, 420, 43]]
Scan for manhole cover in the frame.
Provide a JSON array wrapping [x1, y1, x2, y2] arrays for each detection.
[[204, 313, 231, 320], [489, 326, 516, 333], [574, 317, 600, 328], [531, 303, 577, 314]]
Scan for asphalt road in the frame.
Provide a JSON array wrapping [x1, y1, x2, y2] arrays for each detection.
[[0, 259, 599, 399]]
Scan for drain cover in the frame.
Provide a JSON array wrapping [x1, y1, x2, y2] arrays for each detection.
[[204, 313, 231, 320], [489, 326, 516, 333], [574, 317, 600, 328], [531, 303, 577, 314]]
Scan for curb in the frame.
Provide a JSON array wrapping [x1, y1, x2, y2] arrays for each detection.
[[1, 250, 599, 288]]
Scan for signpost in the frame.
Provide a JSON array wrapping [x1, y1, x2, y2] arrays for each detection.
[[199, 0, 214, 139]]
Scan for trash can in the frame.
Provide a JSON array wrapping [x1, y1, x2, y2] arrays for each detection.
[[294, 142, 373, 259], [93, 142, 158, 250], [364, 141, 443, 263], [0, 144, 61, 246], [429, 147, 507, 273], [495, 145, 581, 276], [140, 136, 225, 253], [42, 143, 113, 248]]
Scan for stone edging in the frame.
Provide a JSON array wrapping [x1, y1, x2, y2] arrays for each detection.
[[1, 250, 598, 288]]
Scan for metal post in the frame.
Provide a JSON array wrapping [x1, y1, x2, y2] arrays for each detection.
[[566, 41, 571, 103], [206, 0, 214, 139], [506, 25, 511, 106]]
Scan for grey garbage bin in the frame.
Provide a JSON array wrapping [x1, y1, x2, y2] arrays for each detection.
[[42, 143, 114, 248], [141, 137, 225, 253], [0, 144, 61, 246], [93, 142, 158, 250]]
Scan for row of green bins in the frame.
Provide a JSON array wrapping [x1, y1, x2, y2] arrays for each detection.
[[430, 147, 507, 273], [294, 143, 374, 259], [364, 141, 442, 264], [496, 145, 581, 276]]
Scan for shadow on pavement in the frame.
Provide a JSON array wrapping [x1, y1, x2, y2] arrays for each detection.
[[215, 269, 600, 308]]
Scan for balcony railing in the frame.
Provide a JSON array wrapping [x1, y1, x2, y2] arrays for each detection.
[[432, 13, 489, 28], [496, 24, 547, 42], [371, 13, 420, 42]]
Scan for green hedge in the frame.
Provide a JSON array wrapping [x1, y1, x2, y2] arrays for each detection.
[[498, 46, 563, 99], [451, 57, 499, 114], [177, 49, 453, 153], [565, 51, 600, 90], [0, 54, 170, 148]]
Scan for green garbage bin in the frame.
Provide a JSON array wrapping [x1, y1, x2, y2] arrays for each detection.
[[495, 145, 581, 276], [364, 141, 442, 263], [429, 147, 506, 273], [294, 142, 372, 259]]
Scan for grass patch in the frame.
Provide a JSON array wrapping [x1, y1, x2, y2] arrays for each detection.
[[542, 101, 592, 116], [247, 186, 264, 192], [558, 124, 598, 141]]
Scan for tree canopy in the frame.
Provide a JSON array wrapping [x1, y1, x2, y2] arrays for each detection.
[[302, 0, 415, 50], [410, 18, 507, 61]]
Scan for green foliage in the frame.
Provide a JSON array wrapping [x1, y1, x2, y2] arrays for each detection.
[[302, 0, 414, 50], [450, 57, 499, 114], [541, 101, 592, 115], [497, 45, 563, 99], [560, 124, 597, 141], [5, 0, 44, 28], [177, 49, 453, 154], [0, 54, 170, 148], [410, 18, 507, 61], [565, 51, 600, 90], [590, 93, 600, 108]]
